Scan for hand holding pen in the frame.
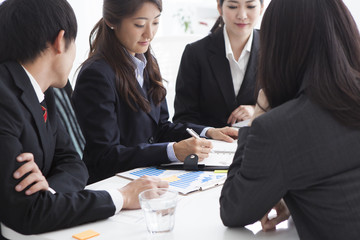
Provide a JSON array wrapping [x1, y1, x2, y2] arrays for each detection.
[[186, 128, 214, 153], [186, 128, 201, 140], [172, 129, 213, 161]]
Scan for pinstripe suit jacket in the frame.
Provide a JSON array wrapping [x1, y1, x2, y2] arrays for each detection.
[[220, 91, 360, 239]]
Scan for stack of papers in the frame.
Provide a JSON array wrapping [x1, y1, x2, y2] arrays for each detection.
[[201, 139, 237, 166], [208, 139, 237, 153], [158, 139, 237, 169]]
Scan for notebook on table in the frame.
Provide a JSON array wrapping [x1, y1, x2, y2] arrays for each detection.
[[158, 139, 237, 171]]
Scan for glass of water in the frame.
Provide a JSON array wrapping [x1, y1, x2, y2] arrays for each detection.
[[139, 188, 178, 234]]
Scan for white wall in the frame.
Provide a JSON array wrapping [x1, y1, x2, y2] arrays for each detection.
[[67, 0, 103, 85], [66, 0, 360, 84], [1, 0, 358, 85], [1, 0, 359, 116], [344, 0, 360, 28]]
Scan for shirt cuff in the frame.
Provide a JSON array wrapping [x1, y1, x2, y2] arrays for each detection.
[[106, 189, 124, 214], [200, 127, 212, 138], [167, 142, 180, 162], [48, 187, 56, 194]]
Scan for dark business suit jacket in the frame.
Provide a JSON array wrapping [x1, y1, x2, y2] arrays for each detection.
[[220, 91, 360, 239], [173, 28, 259, 128], [0, 61, 115, 235], [72, 58, 205, 183]]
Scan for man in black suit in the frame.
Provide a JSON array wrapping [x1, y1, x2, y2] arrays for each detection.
[[0, 0, 167, 238]]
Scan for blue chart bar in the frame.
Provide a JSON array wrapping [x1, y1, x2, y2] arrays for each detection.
[[202, 176, 212, 183], [170, 171, 203, 189], [130, 167, 165, 177]]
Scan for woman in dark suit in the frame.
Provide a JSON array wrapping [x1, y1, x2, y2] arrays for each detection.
[[173, 0, 264, 128], [72, 0, 237, 184], [220, 0, 360, 239]]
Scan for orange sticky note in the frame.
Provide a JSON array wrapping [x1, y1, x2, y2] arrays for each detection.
[[72, 230, 100, 240]]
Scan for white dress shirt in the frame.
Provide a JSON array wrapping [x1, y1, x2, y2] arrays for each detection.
[[223, 26, 254, 95]]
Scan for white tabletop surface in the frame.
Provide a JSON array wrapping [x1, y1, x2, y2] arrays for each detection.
[[2, 175, 299, 240]]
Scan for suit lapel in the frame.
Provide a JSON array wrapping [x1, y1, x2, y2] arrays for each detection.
[[236, 30, 260, 104], [208, 29, 237, 112], [137, 76, 160, 124], [236, 30, 260, 103], [6, 62, 50, 166], [148, 97, 160, 123]]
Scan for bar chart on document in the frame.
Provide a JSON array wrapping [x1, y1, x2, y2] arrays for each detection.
[[118, 167, 227, 194]]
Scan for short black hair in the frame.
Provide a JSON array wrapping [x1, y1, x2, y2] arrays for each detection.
[[0, 0, 77, 64]]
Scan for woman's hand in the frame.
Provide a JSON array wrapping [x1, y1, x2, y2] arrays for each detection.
[[249, 89, 269, 126], [260, 199, 290, 231], [173, 137, 213, 161], [13, 153, 49, 195], [206, 127, 238, 143], [227, 105, 255, 125]]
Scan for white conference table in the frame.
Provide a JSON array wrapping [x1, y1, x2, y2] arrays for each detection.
[[3, 174, 299, 240]]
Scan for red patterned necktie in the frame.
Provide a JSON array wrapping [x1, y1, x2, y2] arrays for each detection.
[[41, 104, 47, 123]]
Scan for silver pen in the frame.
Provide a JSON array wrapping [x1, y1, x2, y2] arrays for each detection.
[[186, 128, 201, 139], [186, 128, 214, 153]]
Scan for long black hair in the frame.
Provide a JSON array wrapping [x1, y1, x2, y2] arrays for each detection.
[[259, 0, 360, 128]]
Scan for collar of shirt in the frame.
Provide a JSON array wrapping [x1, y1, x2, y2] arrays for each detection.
[[21, 65, 44, 103], [224, 25, 253, 63], [128, 52, 147, 88]]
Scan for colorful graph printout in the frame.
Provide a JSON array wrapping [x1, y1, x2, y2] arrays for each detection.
[[118, 167, 226, 194]]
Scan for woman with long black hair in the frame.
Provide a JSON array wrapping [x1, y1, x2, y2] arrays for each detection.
[[220, 0, 360, 239], [73, 0, 237, 183]]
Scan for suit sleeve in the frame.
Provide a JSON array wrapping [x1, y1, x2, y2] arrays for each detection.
[[46, 113, 89, 193], [220, 121, 287, 227], [0, 89, 115, 235], [156, 97, 206, 143], [173, 44, 203, 124]]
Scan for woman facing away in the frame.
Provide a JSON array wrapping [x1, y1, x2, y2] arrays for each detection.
[[72, 0, 238, 183], [173, 0, 264, 128], [220, 0, 360, 239]]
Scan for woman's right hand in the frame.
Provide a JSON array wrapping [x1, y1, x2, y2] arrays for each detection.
[[173, 138, 213, 161], [260, 199, 290, 231]]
